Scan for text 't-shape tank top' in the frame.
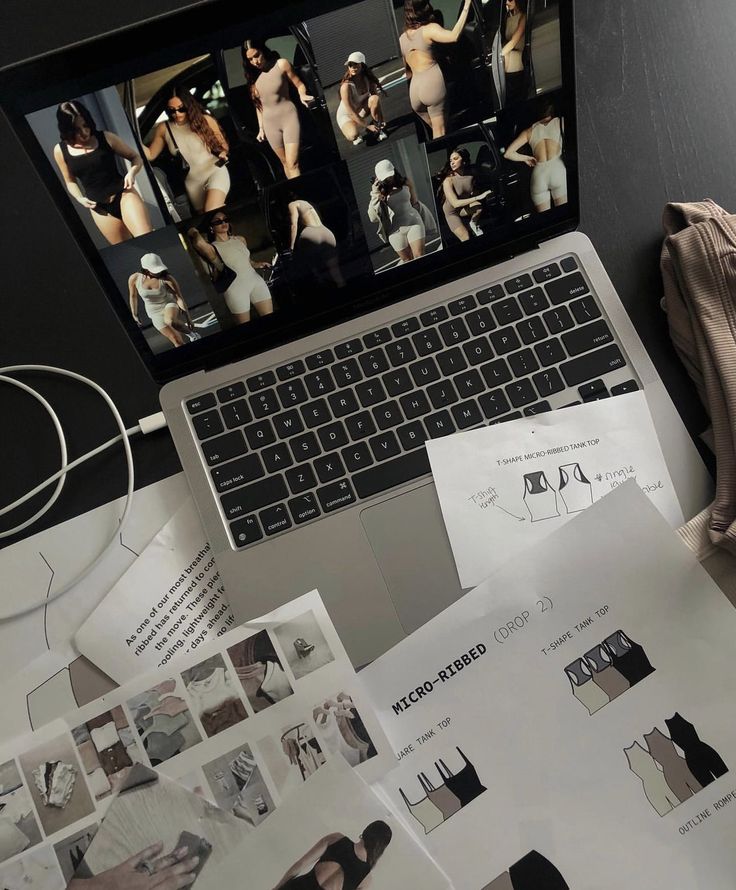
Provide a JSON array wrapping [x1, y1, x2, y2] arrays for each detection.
[[558, 462, 592, 513], [565, 657, 609, 714], [523, 471, 559, 521], [435, 747, 486, 806], [256, 62, 291, 108], [317, 836, 370, 890]]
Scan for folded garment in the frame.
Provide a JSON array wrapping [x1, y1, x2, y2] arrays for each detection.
[[118, 727, 135, 749], [153, 679, 176, 696], [140, 713, 189, 741], [32, 761, 76, 808], [111, 706, 128, 730], [90, 723, 119, 753], [144, 731, 184, 764], [86, 711, 115, 732], [77, 740, 100, 774], [149, 696, 190, 719], [87, 768, 111, 799], [98, 742, 132, 776], [661, 199, 736, 551], [125, 745, 144, 765], [71, 724, 90, 746]]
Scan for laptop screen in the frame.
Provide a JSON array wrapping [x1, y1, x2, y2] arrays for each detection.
[[3, 0, 575, 382]]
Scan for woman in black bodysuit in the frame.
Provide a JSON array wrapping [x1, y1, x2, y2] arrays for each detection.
[[53, 100, 153, 245], [274, 820, 392, 890]]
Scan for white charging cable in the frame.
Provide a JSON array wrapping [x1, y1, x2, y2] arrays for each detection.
[[0, 365, 167, 621]]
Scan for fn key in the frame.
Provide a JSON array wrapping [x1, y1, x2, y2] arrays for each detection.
[[230, 514, 263, 547]]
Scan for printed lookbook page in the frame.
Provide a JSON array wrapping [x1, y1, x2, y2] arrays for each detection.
[[220, 758, 451, 889], [361, 484, 736, 888], [0, 592, 394, 887], [427, 392, 683, 587], [70, 765, 243, 890]]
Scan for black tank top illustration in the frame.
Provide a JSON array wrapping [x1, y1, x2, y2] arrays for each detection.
[[602, 630, 655, 685], [317, 836, 370, 890], [61, 130, 124, 203], [435, 747, 486, 806]]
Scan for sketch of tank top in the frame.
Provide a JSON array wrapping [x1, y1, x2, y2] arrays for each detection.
[[399, 785, 444, 834], [583, 644, 630, 701], [565, 657, 609, 714], [558, 462, 593, 513], [418, 772, 462, 819], [522, 471, 559, 521], [644, 727, 702, 803], [624, 741, 680, 816], [603, 630, 655, 685]]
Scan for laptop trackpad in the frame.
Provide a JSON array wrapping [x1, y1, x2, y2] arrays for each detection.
[[360, 483, 465, 634]]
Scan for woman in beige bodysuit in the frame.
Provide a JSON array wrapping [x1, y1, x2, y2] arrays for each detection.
[[504, 105, 568, 212], [145, 88, 229, 213], [439, 148, 492, 242], [400, 0, 473, 139], [336, 52, 387, 146], [288, 197, 344, 287], [242, 39, 314, 179]]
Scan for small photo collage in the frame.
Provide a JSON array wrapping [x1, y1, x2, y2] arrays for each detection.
[[23, 0, 565, 358], [0, 611, 369, 878]]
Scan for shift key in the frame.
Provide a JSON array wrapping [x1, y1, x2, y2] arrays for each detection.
[[560, 344, 626, 386], [221, 475, 287, 519]]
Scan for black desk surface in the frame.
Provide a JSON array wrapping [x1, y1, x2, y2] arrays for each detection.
[[1, 0, 730, 543]]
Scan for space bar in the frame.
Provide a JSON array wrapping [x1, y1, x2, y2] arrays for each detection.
[[353, 449, 431, 498]]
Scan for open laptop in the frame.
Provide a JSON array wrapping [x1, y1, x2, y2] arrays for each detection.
[[0, 0, 712, 665]]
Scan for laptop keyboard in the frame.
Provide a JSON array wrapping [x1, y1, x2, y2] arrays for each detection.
[[185, 255, 640, 550]]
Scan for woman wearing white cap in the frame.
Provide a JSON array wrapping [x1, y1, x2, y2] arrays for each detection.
[[127, 254, 195, 348], [368, 159, 425, 264], [336, 52, 387, 146]]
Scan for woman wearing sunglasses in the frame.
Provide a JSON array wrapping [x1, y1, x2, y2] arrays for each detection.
[[336, 52, 387, 146], [145, 87, 230, 212], [188, 212, 274, 325], [53, 100, 153, 245], [241, 39, 314, 180], [127, 252, 196, 349]]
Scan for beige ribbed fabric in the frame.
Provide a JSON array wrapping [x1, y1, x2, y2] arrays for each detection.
[[661, 200, 736, 556]]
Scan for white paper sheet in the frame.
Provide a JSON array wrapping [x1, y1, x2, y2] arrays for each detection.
[[0, 591, 396, 885], [219, 758, 451, 889], [75, 498, 234, 683], [427, 392, 683, 587], [361, 483, 736, 888], [0, 473, 190, 686]]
